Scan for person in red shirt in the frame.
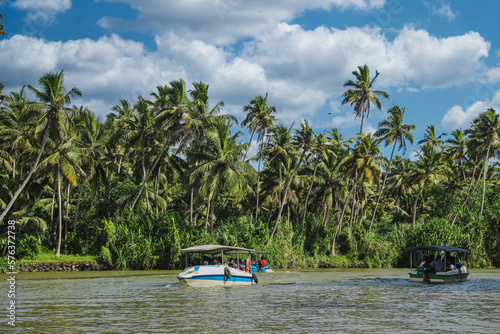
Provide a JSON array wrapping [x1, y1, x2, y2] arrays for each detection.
[[258, 257, 267, 272]]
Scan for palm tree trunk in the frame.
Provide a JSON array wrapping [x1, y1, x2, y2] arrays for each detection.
[[190, 188, 194, 225], [278, 163, 282, 206], [74, 184, 83, 230], [243, 130, 255, 162], [64, 183, 71, 244], [338, 181, 355, 233], [349, 186, 356, 237], [480, 145, 491, 218], [451, 161, 484, 226], [56, 167, 63, 257], [369, 142, 396, 230], [330, 214, 343, 256], [269, 151, 306, 243], [50, 190, 56, 232], [255, 156, 262, 221], [131, 141, 170, 209], [204, 199, 211, 235], [142, 158, 150, 210], [210, 187, 220, 235], [302, 163, 318, 234], [324, 205, 331, 228], [118, 156, 123, 175], [154, 173, 159, 215], [0, 117, 52, 222], [412, 187, 424, 229]]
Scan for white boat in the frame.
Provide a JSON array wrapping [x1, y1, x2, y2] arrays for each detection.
[[407, 245, 470, 283], [177, 245, 259, 287]]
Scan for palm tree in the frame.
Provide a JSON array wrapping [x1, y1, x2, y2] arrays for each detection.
[[446, 129, 468, 181], [301, 132, 330, 233], [332, 133, 383, 254], [386, 157, 414, 215], [190, 117, 255, 234], [261, 124, 293, 215], [242, 93, 277, 220], [464, 108, 500, 217], [370, 106, 415, 229], [342, 64, 389, 134], [124, 96, 156, 209], [418, 124, 447, 152], [0, 87, 40, 179], [242, 93, 277, 160], [38, 133, 84, 257], [0, 71, 82, 224], [74, 109, 110, 226], [269, 120, 315, 242], [130, 80, 200, 210], [410, 144, 453, 228]]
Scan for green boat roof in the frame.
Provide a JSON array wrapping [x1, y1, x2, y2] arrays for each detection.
[[406, 245, 469, 253]]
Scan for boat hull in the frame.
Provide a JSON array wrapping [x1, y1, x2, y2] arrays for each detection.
[[409, 266, 469, 283], [178, 265, 254, 287], [251, 265, 270, 273]]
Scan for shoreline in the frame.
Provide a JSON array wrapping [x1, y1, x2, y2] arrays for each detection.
[[9, 261, 497, 273], [15, 261, 113, 273]]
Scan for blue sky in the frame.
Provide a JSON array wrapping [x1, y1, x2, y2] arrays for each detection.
[[1, 0, 500, 158]]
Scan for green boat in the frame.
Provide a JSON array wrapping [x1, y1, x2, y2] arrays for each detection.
[[407, 245, 470, 283]]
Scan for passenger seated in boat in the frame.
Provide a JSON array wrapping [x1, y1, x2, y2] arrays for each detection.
[[432, 257, 445, 272], [258, 258, 267, 272], [192, 258, 200, 266], [420, 255, 432, 267], [448, 262, 457, 270], [202, 256, 209, 265]]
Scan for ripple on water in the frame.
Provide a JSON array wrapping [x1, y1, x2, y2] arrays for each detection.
[[2, 269, 499, 333]]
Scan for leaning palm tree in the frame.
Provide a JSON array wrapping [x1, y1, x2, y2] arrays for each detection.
[[0, 71, 82, 224], [260, 124, 294, 216], [0, 87, 40, 179], [242, 93, 277, 220], [269, 120, 315, 243], [342, 64, 389, 134], [464, 108, 500, 218], [301, 132, 330, 233], [370, 106, 415, 229]]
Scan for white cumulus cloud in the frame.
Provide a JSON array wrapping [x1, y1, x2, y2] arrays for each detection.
[[441, 90, 500, 130], [12, 0, 72, 25]]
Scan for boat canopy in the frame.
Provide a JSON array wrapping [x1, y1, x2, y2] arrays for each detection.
[[226, 250, 270, 255], [180, 245, 257, 255], [406, 245, 469, 253]]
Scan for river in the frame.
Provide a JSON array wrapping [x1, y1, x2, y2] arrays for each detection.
[[1, 268, 499, 333]]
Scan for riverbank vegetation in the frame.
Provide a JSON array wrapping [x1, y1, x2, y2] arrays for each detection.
[[0, 67, 499, 270]]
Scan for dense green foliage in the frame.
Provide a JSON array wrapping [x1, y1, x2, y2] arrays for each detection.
[[0, 69, 499, 270]]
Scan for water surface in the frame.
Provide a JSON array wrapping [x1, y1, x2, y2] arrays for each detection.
[[1, 268, 499, 333]]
